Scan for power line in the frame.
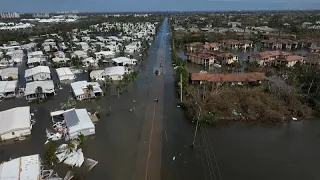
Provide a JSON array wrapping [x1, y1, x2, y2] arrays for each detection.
[[203, 124, 223, 180], [200, 124, 217, 180]]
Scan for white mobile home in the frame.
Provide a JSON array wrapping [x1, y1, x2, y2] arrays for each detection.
[[0, 67, 18, 80], [27, 51, 43, 58], [27, 57, 46, 68], [70, 81, 103, 101], [112, 56, 137, 66], [56, 67, 75, 81], [51, 108, 95, 140], [0, 106, 32, 140], [94, 51, 115, 59], [0, 80, 18, 98], [25, 66, 51, 82], [89, 70, 104, 81], [101, 66, 130, 81], [24, 80, 55, 101], [0, 154, 41, 179]]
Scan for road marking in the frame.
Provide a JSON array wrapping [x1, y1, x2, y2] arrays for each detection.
[[164, 130, 168, 141], [144, 102, 157, 180]]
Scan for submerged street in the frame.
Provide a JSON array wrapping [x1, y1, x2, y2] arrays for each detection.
[[1, 18, 320, 180]]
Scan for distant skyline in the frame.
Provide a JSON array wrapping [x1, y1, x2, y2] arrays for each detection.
[[1, 0, 320, 13]]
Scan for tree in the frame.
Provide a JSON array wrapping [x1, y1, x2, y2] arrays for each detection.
[[66, 142, 76, 153], [35, 86, 43, 101], [95, 44, 102, 52], [77, 133, 87, 145], [130, 71, 139, 82], [116, 82, 126, 99], [104, 75, 113, 92], [60, 96, 76, 110], [86, 84, 94, 98], [44, 141, 57, 167]]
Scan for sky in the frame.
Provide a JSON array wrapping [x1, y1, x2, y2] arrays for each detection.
[[0, 0, 320, 13]]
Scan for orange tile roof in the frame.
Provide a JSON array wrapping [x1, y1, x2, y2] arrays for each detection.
[[191, 72, 266, 82]]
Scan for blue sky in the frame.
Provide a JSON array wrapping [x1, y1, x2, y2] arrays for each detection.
[[1, 0, 320, 13]]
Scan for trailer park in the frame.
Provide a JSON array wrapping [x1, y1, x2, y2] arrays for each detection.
[[0, 16, 159, 179]]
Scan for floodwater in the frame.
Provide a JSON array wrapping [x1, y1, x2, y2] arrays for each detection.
[[1, 18, 320, 180]]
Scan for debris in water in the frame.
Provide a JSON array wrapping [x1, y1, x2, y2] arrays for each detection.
[[172, 156, 175, 161], [292, 117, 298, 121], [177, 105, 180, 108]]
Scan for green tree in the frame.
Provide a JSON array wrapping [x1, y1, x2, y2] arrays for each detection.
[[104, 75, 113, 92], [86, 84, 94, 98], [77, 133, 87, 145], [44, 141, 57, 167], [60, 96, 76, 110], [95, 44, 102, 52], [129, 71, 139, 82], [66, 142, 76, 153]]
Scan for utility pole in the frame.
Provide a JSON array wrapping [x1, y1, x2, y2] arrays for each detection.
[[180, 73, 183, 102], [191, 106, 201, 148]]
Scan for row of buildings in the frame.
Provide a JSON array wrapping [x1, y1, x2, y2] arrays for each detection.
[[185, 42, 320, 67]]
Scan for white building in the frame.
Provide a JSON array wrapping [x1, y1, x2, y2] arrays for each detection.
[[6, 49, 24, 59], [0, 59, 11, 68], [0, 67, 18, 80], [56, 67, 75, 81], [0, 45, 21, 52], [24, 80, 55, 101], [72, 50, 88, 59], [70, 81, 103, 101], [94, 51, 115, 59], [25, 66, 51, 82], [50, 108, 95, 140], [90, 66, 129, 81], [27, 57, 46, 68], [89, 70, 104, 81], [0, 106, 31, 140], [52, 57, 70, 65], [0, 12, 20, 18], [27, 51, 43, 58], [21, 43, 37, 51], [0, 80, 17, 97], [76, 42, 90, 51], [112, 56, 138, 66], [0, 154, 41, 180], [82, 57, 98, 67]]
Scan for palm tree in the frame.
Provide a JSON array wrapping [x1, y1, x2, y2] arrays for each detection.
[[86, 84, 94, 98], [66, 142, 76, 153], [44, 141, 57, 167], [104, 75, 113, 92], [130, 71, 139, 82], [60, 96, 76, 110], [77, 133, 87, 145], [35, 86, 43, 102]]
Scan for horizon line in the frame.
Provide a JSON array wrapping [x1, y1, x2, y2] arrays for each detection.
[[1, 9, 320, 14]]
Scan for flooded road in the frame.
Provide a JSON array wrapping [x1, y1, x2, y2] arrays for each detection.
[[1, 18, 320, 180]]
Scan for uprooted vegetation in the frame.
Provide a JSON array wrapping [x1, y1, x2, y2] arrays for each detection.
[[182, 82, 314, 124]]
